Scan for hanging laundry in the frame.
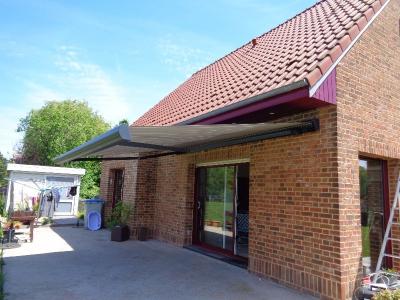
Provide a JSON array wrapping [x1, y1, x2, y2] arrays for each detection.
[[69, 186, 77, 196], [40, 190, 55, 218], [45, 191, 53, 202], [52, 188, 61, 203]]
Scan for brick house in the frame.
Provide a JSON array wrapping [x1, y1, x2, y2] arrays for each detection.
[[55, 0, 400, 298]]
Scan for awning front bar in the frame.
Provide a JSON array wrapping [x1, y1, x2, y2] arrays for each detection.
[[56, 119, 319, 163]]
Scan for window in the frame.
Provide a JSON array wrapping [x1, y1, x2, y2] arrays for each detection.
[[109, 169, 124, 209], [194, 163, 249, 258]]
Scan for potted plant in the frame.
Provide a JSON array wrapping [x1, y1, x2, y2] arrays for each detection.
[[107, 201, 133, 242], [76, 211, 84, 227]]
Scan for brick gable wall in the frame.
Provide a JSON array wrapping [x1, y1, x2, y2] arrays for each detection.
[[335, 0, 400, 297]]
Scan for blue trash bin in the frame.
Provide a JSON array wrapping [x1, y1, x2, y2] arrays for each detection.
[[82, 199, 104, 230]]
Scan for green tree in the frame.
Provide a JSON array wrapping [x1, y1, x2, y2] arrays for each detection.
[[0, 152, 7, 187], [118, 119, 129, 125], [17, 100, 110, 198]]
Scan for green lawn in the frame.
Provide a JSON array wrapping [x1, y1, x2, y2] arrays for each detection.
[[204, 201, 234, 224], [362, 226, 371, 257], [204, 201, 224, 223]]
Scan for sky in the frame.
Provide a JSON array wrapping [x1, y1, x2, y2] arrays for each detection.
[[0, 0, 315, 158]]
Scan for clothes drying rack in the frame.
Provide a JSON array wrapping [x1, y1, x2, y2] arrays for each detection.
[[5, 177, 79, 218]]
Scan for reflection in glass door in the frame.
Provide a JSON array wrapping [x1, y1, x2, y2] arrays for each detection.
[[195, 163, 249, 257], [200, 166, 235, 251]]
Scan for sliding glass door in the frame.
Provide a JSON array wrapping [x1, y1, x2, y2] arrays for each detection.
[[195, 163, 249, 257]]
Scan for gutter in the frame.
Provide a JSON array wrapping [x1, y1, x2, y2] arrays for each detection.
[[179, 79, 309, 125]]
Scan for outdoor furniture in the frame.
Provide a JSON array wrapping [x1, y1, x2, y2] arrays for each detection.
[[2, 228, 15, 243], [10, 211, 36, 242]]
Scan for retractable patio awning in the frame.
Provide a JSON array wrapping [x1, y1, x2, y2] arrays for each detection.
[[54, 120, 319, 164]]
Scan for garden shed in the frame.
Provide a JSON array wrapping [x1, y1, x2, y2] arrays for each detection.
[[6, 163, 85, 216]]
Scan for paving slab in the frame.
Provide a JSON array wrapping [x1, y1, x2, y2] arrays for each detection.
[[3, 227, 316, 300]]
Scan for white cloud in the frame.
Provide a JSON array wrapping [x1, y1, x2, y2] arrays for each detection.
[[26, 46, 133, 124], [157, 37, 214, 78], [0, 46, 136, 158]]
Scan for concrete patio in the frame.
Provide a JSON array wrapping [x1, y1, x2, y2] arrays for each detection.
[[3, 226, 315, 300]]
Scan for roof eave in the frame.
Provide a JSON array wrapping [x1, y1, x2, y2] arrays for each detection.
[[309, 0, 391, 97], [179, 79, 309, 125]]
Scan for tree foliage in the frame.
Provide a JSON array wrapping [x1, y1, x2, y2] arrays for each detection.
[[0, 152, 7, 187], [17, 100, 110, 198]]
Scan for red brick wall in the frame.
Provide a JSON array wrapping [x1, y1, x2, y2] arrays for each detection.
[[100, 158, 156, 239], [335, 0, 400, 298], [98, 1, 400, 299], [248, 107, 341, 298], [152, 155, 195, 245], [100, 104, 340, 299], [100, 159, 137, 221], [145, 106, 340, 298]]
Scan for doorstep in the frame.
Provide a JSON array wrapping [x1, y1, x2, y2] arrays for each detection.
[[184, 244, 248, 269]]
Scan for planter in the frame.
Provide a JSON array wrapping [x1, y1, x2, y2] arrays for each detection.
[[111, 225, 130, 242], [76, 218, 84, 227], [11, 211, 35, 218], [211, 221, 221, 227]]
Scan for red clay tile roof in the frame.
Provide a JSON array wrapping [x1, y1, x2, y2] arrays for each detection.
[[134, 0, 387, 126]]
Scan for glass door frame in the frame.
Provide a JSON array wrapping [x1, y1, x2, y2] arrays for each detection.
[[359, 156, 392, 268], [192, 162, 247, 259]]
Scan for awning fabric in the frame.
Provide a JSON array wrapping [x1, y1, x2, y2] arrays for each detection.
[[54, 120, 318, 164]]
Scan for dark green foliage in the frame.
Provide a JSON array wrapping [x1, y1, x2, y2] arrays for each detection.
[[118, 119, 129, 125], [106, 201, 133, 228], [0, 153, 7, 188], [206, 167, 234, 201], [17, 100, 110, 199]]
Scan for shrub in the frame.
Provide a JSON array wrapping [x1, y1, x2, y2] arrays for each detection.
[[0, 195, 6, 217], [40, 217, 53, 225], [76, 211, 84, 220], [373, 289, 400, 300], [32, 202, 39, 214], [106, 201, 133, 228]]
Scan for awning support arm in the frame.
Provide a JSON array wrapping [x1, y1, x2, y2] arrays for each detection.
[[118, 140, 185, 153]]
